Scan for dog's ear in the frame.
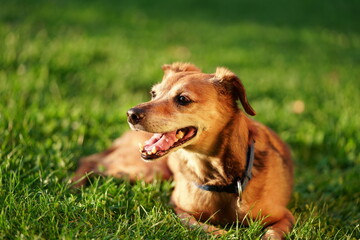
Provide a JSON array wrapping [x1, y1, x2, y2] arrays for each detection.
[[162, 62, 201, 78], [214, 67, 256, 116]]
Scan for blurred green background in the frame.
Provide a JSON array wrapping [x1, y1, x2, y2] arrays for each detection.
[[0, 0, 359, 239]]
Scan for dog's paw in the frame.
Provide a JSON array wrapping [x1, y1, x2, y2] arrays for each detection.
[[261, 229, 283, 240]]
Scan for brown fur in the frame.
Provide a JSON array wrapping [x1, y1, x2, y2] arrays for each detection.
[[73, 63, 294, 239]]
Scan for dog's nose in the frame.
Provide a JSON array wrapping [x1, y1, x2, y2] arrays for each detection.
[[127, 107, 145, 125]]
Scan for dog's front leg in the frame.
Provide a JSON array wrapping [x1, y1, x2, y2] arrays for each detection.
[[262, 208, 295, 240], [173, 206, 226, 236]]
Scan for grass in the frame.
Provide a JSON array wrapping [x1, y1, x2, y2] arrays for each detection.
[[0, 0, 359, 239]]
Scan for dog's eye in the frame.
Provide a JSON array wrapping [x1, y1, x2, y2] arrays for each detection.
[[151, 91, 156, 98], [176, 95, 192, 106]]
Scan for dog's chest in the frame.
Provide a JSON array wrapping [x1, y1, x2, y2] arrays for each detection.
[[171, 176, 244, 223], [171, 150, 228, 185], [169, 151, 245, 223]]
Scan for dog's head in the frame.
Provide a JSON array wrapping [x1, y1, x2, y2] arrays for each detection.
[[127, 62, 255, 161]]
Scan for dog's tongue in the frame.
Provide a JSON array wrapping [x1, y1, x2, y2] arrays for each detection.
[[144, 130, 178, 152]]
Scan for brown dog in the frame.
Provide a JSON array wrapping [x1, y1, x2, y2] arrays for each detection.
[[73, 63, 294, 239]]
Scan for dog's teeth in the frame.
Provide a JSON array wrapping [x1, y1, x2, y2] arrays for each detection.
[[151, 146, 157, 154], [147, 150, 152, 155], [176, 131, 184, 139], [138, 143, 144, 153]]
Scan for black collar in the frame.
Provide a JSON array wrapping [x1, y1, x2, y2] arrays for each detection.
[[194, 139, 255, 196]]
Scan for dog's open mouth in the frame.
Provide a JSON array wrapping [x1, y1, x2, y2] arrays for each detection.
[[139, 127, 197, 160]]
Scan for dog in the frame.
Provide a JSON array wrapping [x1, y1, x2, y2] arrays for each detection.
[[72, 62, 294, 239]]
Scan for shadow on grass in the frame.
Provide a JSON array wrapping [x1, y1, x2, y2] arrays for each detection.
[[1, 0, 359, 35]]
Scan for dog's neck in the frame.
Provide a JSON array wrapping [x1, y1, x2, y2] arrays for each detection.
[[178, 111, 252, 186]]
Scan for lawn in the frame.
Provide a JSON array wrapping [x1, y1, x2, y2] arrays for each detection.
[[0, 0, 359, 239]]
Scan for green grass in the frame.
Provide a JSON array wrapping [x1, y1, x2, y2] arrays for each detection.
[[1, 0, 359, 239]]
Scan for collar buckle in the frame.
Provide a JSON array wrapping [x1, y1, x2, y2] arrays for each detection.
[[237, 180, 243, 200]]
